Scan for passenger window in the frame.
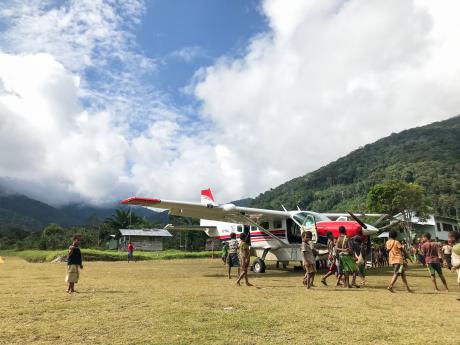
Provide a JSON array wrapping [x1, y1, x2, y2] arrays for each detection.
[[274, 220, 282, 229], [261, 221, 269, 229], [250, 226, 257, 231], [237, 225, 243, 232]]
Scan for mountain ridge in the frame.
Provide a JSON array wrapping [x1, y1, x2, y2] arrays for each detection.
[[250, 115, 460, 216]]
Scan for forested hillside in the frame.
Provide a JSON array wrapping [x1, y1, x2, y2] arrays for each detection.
[[251, 115, 460, 217], [0, 193, 168, 232]]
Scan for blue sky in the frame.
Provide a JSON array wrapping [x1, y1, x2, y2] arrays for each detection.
[[1, 0, 460, 205], [136, 0, 268, 106]]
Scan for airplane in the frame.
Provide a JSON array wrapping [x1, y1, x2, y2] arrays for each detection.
[[122, 189, 384, 273]]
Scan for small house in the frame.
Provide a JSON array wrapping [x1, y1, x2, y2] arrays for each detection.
[[395, 214, 459, 241], [119, 228, 173, 251]]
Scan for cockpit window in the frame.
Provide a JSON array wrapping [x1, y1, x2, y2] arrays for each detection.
[[292, 211, 329, 226]]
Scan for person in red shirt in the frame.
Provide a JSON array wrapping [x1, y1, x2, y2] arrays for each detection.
[[127, 241, 135, 263], [421, 233, 448, 292]]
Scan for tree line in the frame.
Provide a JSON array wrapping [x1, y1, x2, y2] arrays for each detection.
[[0, 210, 207, 251]]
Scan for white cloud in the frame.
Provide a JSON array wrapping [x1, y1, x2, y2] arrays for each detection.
[[170, 46, 208, 62], [192, 0, 460, 198], [1, 0, 460, 208]]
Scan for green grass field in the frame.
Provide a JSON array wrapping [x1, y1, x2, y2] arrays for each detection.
[[0, 249, 216, 262], [0, 256, 459, 345]]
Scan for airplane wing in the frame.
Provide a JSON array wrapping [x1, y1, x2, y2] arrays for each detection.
[[121, 197, 291, 224], [121, 196, 292, 248]]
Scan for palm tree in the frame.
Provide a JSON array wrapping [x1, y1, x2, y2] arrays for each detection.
[[104, 209, 142, 230]]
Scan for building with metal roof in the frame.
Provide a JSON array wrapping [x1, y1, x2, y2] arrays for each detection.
[[119, 228, 173, 251]]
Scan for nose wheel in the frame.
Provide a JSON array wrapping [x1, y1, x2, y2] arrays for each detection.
[[252, 258, 266, 273]]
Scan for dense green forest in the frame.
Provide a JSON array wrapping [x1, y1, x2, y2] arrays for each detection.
[[251, 115, 460, 217]]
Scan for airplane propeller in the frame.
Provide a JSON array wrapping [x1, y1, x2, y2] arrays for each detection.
[[372, 214, 388, 228], [346, 211, 368, 229]]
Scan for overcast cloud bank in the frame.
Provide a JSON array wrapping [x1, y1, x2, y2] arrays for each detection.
[[1, 0, 460, 206]]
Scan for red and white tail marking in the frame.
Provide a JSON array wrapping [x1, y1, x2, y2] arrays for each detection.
[[201, 188, 217, 206]]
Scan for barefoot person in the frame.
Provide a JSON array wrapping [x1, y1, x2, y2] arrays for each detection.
[[236, 233, 252, 286], [421, 232, 449, 292], [301, 231, 317, 289], [226, 232, 240, 279], [66, 234, 83, 294], [386, 230, 412, 293], [336, 226, 359, 288]]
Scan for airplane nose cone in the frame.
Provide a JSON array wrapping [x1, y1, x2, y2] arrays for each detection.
[[363, 224, 379, 236]]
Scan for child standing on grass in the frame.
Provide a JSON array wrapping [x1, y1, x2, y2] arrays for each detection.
[[236, 233, 252, 286], [226, 232, 240, 279], [66, 234, 83, 294], [421, 232, 449, 293], [301, 231, 317, 289], [386, 230, 412, 293]]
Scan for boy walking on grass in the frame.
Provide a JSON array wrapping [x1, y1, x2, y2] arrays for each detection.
[[421, 232, 449, 293], [301, 231, 317, 289], [386, 230, 412, 293], [66, 234, 83, 294], [236, 233, 252, 286]]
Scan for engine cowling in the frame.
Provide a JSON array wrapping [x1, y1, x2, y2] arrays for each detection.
[[221, 203, 236, 211]]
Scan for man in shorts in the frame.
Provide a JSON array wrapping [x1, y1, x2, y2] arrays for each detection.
[[301, 231, 317, 289], [421, 232, 449, 292], [386, 230, 412, 293], [226, 232, 240, 279], [66, 234, 83, 294]]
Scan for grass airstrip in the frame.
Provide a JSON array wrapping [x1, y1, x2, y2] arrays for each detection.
[[0, 254, 459, 345]]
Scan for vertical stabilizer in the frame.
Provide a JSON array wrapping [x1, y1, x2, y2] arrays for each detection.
[[201, 188, 217, 207]]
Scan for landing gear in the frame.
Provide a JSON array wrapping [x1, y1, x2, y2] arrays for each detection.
[[253, 258, 266, 273], [252, 248, 270, 273]]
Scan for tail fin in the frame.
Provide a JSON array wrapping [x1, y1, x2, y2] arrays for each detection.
[[201, 188, 217, 207]]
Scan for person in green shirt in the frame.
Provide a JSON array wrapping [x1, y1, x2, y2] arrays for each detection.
[[236, 233, 253, 286]]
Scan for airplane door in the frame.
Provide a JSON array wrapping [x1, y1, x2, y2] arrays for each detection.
[[243, 225, 251, 245]]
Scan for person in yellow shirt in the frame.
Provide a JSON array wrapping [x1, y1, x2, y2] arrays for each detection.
[[386, 230, 412, 293]]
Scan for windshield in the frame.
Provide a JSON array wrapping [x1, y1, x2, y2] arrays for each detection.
[[292, 211, 330, 226]]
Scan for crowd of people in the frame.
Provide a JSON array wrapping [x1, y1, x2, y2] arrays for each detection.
[[219, 226, 460, 301]]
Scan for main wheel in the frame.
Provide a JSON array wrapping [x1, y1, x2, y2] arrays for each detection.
[[252, 258, 266, 273]]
